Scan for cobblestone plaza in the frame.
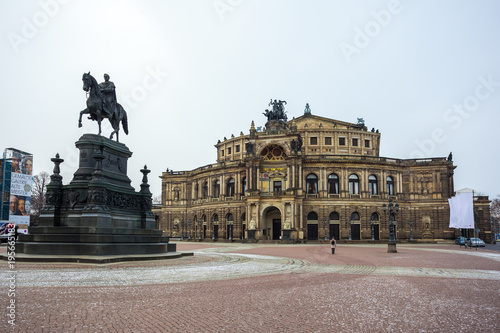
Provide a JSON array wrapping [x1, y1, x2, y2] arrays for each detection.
[[2, 242, 500, 332]]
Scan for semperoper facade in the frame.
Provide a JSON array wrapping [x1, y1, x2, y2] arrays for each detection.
[[156, 101, 492, 242]]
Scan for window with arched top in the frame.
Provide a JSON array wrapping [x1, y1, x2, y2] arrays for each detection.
[[351, 212, 360, 220], [307, 212, 318, 220], [194, 183, 199, 199], [349, 174, 359, 194], [227, 213, 234, 222], [260, 145, 287, 160], [306, 173, 318, 194], [370, 212, 379, 221], [242, 177, 246, 194], [202, 182, 208, 199], [227, 178, 235, 197], [387, 176, 395, 195], [328, 173, 339, 194], [212, 214, 219, 222], [329, 212, 340, 220], [213, 180, 220, 197], [369, 175, 378, 195]]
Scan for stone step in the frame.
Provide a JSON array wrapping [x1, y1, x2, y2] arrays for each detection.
[[19, 233, 169, 244], [15, 242, 176, 256]]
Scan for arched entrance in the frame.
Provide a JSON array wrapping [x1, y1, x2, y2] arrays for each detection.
[[262, 206, 282, 240]]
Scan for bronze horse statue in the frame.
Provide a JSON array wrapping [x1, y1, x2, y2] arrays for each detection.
[[78, 72, 128, 141]]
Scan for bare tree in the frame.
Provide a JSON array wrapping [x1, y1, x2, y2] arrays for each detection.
[[30, 172, 50, 225]]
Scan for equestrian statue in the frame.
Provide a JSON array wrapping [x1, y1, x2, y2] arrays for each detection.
[[78, 72, 129, 142]]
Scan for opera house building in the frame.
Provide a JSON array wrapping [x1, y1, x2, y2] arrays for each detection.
[[155, 101, 492, 243]]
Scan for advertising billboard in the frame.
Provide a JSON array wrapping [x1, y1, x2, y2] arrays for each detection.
[[1, 148, 33, 234]]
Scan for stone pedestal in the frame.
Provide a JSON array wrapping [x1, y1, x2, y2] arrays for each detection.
[[15, 134, 176, 258], [247, 230, 256, 240], [282, 229, 291, 241], [387, 242, 397, 253]]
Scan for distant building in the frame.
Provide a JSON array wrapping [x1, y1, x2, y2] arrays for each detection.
[[155, 104, 491, 242]]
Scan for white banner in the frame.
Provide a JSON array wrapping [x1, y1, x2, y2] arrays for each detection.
[[449, 192, 474, 229]]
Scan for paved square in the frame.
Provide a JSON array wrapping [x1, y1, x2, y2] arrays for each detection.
[[2, 242, 500, 332]]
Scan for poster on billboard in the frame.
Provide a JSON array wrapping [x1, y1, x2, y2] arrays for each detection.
[[4, 148, 33, 234]]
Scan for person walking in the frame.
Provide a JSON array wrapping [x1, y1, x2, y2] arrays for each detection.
[[330, 236, 336, 254]]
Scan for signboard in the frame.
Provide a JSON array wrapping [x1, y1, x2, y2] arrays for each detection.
[[3, 148, 33, 235]]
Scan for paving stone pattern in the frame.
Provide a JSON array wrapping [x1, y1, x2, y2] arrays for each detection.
[[1, 243, 499, 332]]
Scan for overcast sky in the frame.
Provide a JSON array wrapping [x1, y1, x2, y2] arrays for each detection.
[[1, 0, 499, 199]]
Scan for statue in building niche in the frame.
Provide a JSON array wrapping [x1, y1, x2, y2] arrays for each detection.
[[263, 99, 288, 122], [79, 72, 129, 142], [291, 135, 303, 154]]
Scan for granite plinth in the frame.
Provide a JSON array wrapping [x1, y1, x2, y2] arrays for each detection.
[[15, 134, 176, 259]]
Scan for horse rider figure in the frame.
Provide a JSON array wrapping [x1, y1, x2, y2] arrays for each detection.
[[99, 73, 117, 120]]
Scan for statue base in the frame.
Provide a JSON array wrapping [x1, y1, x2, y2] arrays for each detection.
[[15, 134, 177, 259], [265, 120, 288, 132], [247, 230, 256, 240]]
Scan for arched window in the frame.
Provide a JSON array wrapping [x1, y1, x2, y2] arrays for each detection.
[[202, 214, 207, 223], [260, 145, 287, 160], [202, 182, 208, 199], [370, 212, 379, 221], [329, 212, 340, 220], [351, 212, 360, 221], [194, 183, 199, 199], [307, 212, 318, 220], [227, 178, 235, 197], [212, 214, 219, 223], [227, 213, 234, 222], [213, 180, 220, 197], [327, 173, 339, 194], [369, 175, 378, 195], [306, 173, 318, 194], [386, 176, 395, 196], [349, 174, 359, 194], [242, 177, 246, 194]]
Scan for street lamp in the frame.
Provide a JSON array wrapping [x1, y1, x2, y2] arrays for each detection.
[[197, 218, 202, 241], [370, 218, 375, 241], [345, 217, 352, 241], [187, 219, 192, 240], [407, 218, 414, 242], [211, 220, 215, 241], [383, 199, 399, 253], [322, 216, 329, 241], [180, 219, 185, 241], [228, 219, 233, 241]]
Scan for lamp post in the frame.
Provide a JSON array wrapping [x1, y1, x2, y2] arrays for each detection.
[[197, 218, 202, 241], [322, 216, 329, 241], [383, 199, 399, 253], [345, 217, 352, 241], [180, 219, 185, 241], [187, 219, 192, 241], [407, 218, 414, 242], [370, 219, 375, 241], [211, 220, 215, 241], [228, 219, 233, 241]]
